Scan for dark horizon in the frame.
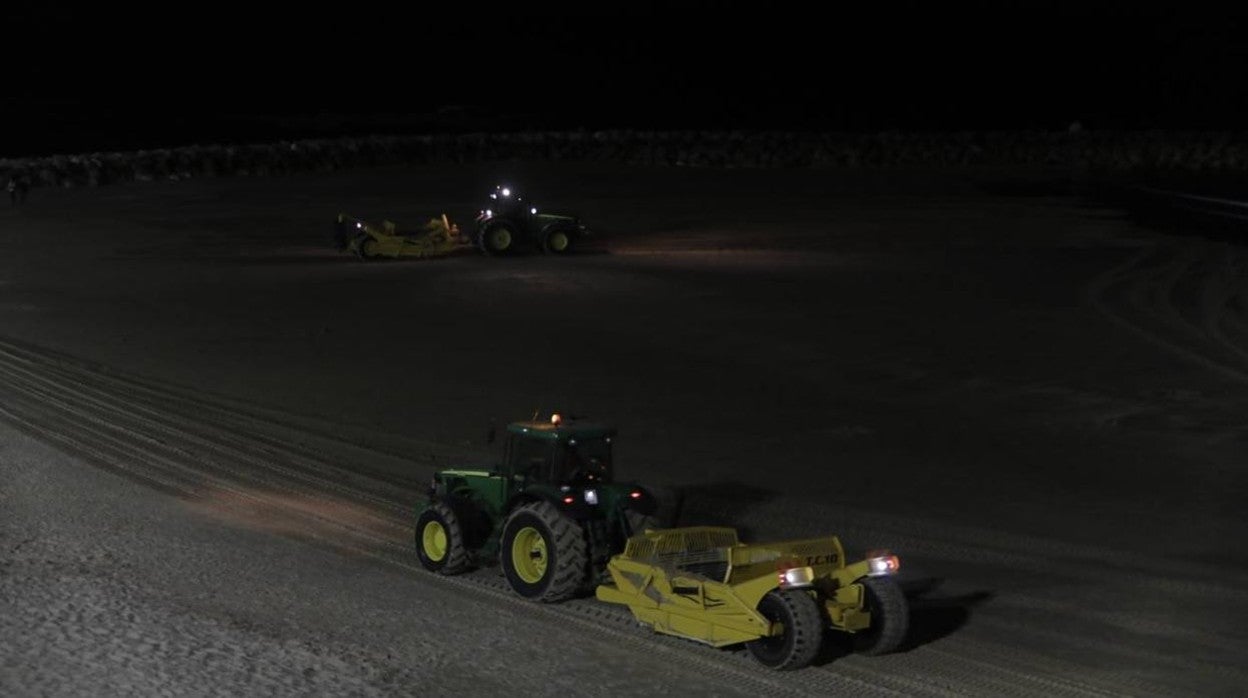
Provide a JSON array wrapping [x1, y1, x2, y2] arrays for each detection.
[[4, 2, 1246, 158]]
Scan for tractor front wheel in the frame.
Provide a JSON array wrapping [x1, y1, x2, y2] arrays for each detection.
[[415, 502, 469, 575], [852, 576, 909, 655], [746, 590, 823, 670], [543, 227, 574, 254], [500, 501, 588, 602]]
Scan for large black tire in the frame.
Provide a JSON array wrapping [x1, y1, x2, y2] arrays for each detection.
[[415, 502, 469, 575], [647, 484, 684, 528], [479, 222, 517, 256], [352, 234, 380, 260], [853, 576, 909, 656], [624, 509, 659, 536], [746, 590, 824, 670], [499, 501, 588, 602], [543, 227, 575, 255]]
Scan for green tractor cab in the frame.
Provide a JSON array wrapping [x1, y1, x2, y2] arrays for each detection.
[[414, 413, 660, 602], [474, 185, 591, 256]]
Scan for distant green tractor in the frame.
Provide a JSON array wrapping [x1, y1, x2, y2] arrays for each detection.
[[414, 414, 662, 602], [474, 184, 591, 256]]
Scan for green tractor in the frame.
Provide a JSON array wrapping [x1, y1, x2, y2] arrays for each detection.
[[414, 413, 663, 602], [474, 184, 591, 256]]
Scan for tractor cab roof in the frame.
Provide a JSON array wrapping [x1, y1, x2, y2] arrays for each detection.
[[507, 416, 616, 442]]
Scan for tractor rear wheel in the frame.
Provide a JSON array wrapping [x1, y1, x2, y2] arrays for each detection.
[[625, 509, 659, 536], [500, 501, 587, 602], [415, 502, 469, 575], [480, 223, 516, 256], [746, 590, 823, 670], [852, 576, 909, 655]]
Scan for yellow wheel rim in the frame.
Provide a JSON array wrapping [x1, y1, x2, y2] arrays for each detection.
[[511, 526, 548, 584], [422, 521, 447, 562], [548, 231, 569, 252], [489, 228, 512, 250]]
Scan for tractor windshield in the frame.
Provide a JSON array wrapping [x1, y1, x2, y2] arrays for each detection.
[[558, 437, 613, 483]]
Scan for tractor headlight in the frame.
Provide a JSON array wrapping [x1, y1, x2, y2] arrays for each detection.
[[778, 566, 815, 589], [866, 553, 900, 577], [583, 489, 598, 505]]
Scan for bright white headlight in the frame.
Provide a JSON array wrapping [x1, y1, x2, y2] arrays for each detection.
[[867, 554, 900, 576], [778, 566, 815, 588], [583, 489, 598, 505]]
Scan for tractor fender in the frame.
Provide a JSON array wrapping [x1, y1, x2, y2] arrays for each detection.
[[630, 484, 659, 516], [477, 216, 528, 238], [538, 219, 579, 236], [504, 490, 560, 516], [503, 490, 597, 522]]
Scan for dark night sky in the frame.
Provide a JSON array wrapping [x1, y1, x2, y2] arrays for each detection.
[[3, 2, 1246, 157]]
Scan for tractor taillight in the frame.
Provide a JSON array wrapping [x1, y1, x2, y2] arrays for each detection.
[[562, 495, 575, 505], [629, 491, 642, 499]]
